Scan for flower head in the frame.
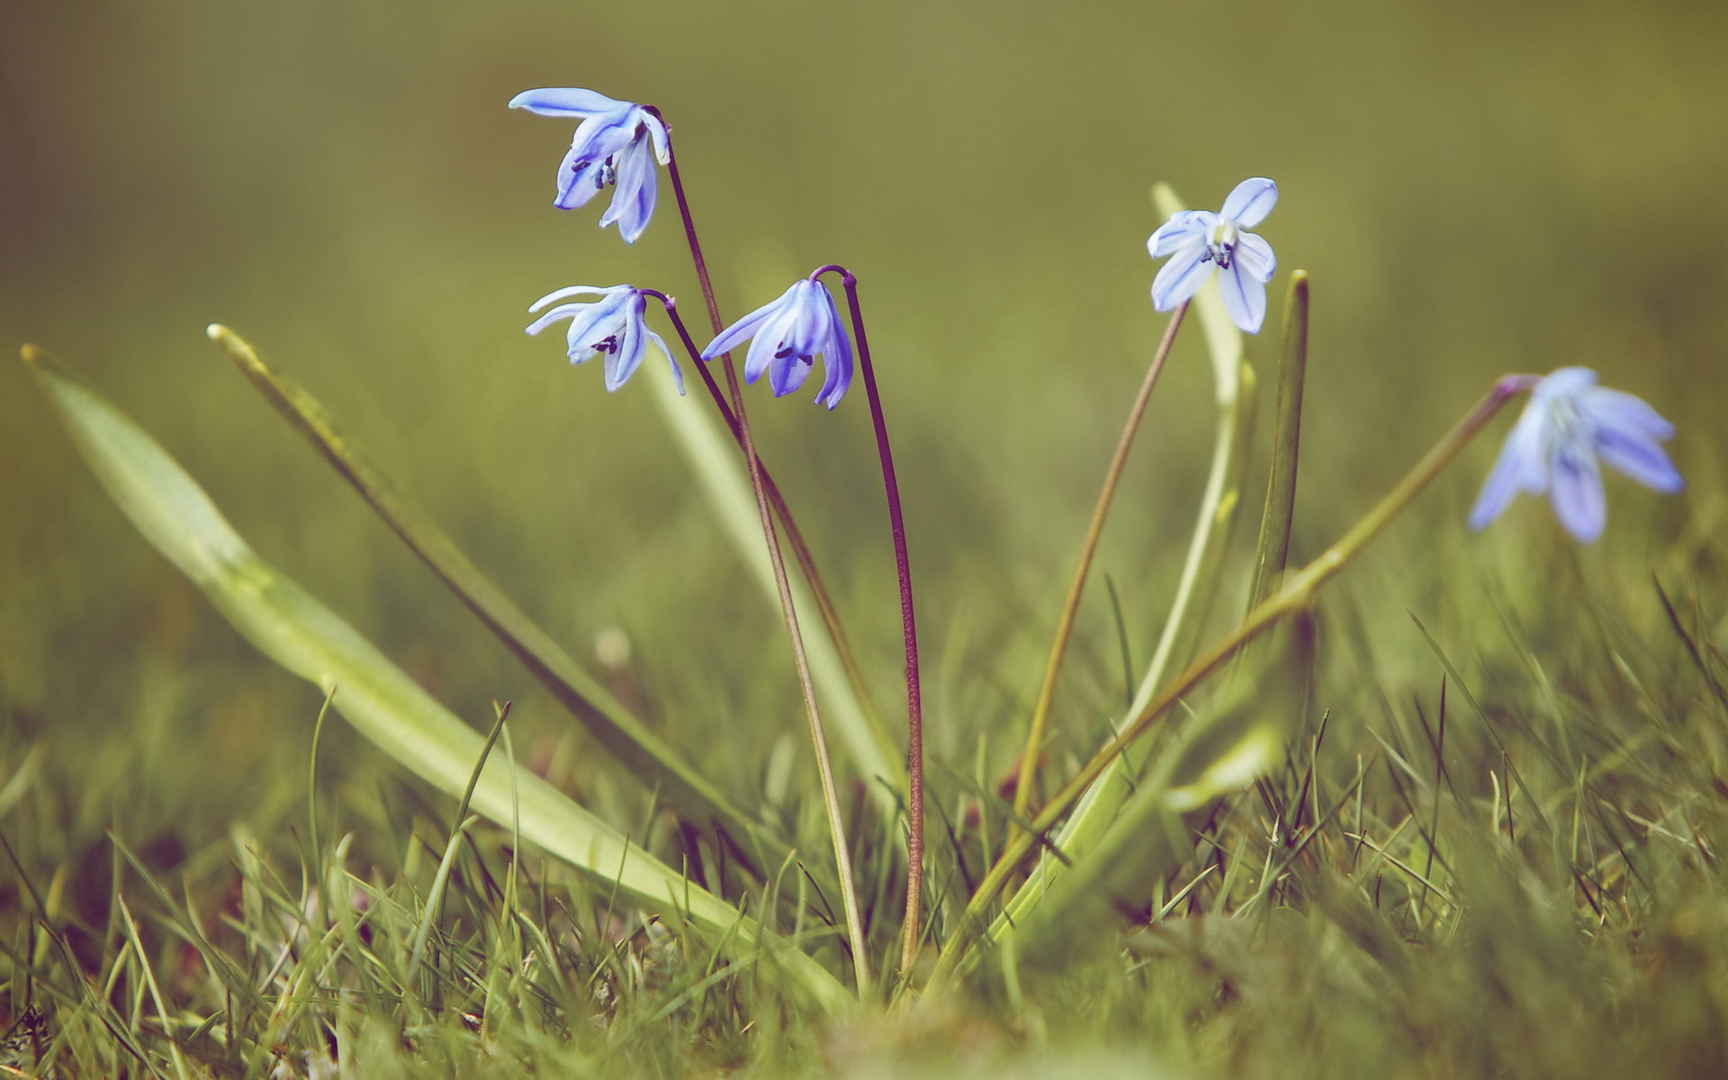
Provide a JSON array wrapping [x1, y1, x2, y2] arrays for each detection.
[[1147, 177, 1279, 333], [700, 275, 854, 409], [526, 284, 683, 394], [508, 88, 671, 244], [1469, 367, 1681, 542]]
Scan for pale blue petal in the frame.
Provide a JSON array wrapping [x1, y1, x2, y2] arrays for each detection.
[[1234, 231, 1276, 282], [1531, 367, 1597, 403], [553, 144, 606, 210], [646, 328, 684, 395], [528, 285, 621, 313], [1220, 177, 1278, 228], [561, 302, 627, 360], [1581, 386, 1675, 441], [701, 285, 799, 360], [1550, 449, 1606, 542], [770, 349, 814, 397], [1151, 240, 1212, 310], [1468, 435, 1529, 531], [599, 139, 655, 241], [605, 304, 646, 391], [509, 87, 628, 117], [1217, 259, 1268, 333], [1148, 211, 1212, 257], [744, 302, 798, 385], [1595, 428, 1683, 493], [815, 299, 853, 409], [642, 112, 671, 165]]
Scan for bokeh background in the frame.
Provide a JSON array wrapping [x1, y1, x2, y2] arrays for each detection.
[[2, 0, 1723, 833]]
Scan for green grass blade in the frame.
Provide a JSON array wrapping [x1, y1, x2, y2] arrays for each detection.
[[21, 346, 852, 1014], [1246, 270, 1310, 609], [644, 349, 903, 809], [205, 326, 788, 864]]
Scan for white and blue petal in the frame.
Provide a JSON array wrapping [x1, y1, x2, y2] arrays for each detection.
[[700, 276, 856, 407], [1148, 211, 1212, 257], [1216, 259, 1268, 333], [1594, 427, 1683, 492], [1151, 239, 1212, 311], [509, 87, 631, 118], [1581, 386, 1676, 442], [524, 285, 678, 393], [1549, 446, 1606, 542], [1220, 177, 1278, 228], [1233, 231, 1276, 282]]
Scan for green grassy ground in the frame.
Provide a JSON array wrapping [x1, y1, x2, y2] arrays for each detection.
[[4, 0, 1727, 1074]]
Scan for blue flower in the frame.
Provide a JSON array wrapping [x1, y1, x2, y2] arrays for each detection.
[[508, 88, 670, 244], [700, 276, 854, 410], [1147, 177, 1279, 333], [1469, 367, 1681, 542], [526, 285, 683, 394]]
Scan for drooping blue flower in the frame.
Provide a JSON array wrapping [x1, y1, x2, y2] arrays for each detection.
[[700, 276, 854, 409], [1469, 367, 1681, 542], [526, 284, 683, 394], [1147, 177, 1279, 333], [508, 88, 670, 244]]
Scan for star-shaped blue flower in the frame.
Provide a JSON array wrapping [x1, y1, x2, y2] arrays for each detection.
[[526, 284, 683, 394], [700, 276, 854, 409], [509, 88, 670, 244], [1147, 177, 1279, 333], [1469, 367, 1681, 542]]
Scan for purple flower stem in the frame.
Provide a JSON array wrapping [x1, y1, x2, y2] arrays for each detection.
[[814, 265, 927, 976], [646, 108, 880, 724], [645, 128, 874, 995]]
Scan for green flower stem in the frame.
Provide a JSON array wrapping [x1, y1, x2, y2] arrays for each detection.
[[929, 375, 1532, 985], [1010, 302, 1190, 828]]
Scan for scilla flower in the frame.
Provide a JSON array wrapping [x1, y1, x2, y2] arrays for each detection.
[[1147, 177, 1279, 333], [526, 285, 683, 394], [700, 275, 854, 409], [1469, 367, 1681, 542], [508, 88, 670, 244]]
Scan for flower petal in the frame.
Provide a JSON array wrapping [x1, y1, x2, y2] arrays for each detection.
[[1220, 177, 1278, 227], [605, 303, 647, 391], [1595, 428, 1683, 493], [599, 138, 656, 242], [814, 300, 853, 409], [529, 284, 625, 313], [701, 284, 800, 360], [642, 112, 671, 165], [1468, 436, 1529, 532], [1549, 448, 1606, 542], [770, 350, 814, 397], [646, 328, 684, 395], [508, 88, 629, 118], [1581, 386, 1675, 442], [1233, 231, 1276, 282], [743, 301, 799, 385], [1147, 211, 1212, 257], [554, 145, 606, 210], [1216, 259, 1268, 333], [1151, 240, 1212, 310]]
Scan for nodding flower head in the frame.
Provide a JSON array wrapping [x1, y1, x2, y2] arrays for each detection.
[[508, 88, 670, 244], [1147, 177, 1279, 333], [700, 275, 854, 410], [526, 284, 683, 394], [1469, 367, 1682, 542]]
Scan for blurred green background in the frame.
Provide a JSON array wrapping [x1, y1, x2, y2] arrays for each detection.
[[2, 0, 1723, 824]]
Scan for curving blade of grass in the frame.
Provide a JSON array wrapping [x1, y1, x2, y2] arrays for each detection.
[[205, 326, 790, 869], [21, 345, 852, 1015], [644, 343, 903, 810]]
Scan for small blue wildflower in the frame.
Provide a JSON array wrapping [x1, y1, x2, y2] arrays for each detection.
[[1147, 177, 1279, 333], [526, 284, 683, 394], [1469, 367, 1681, 542], [700, 276, 854, 410], [508, 88, 670, 244]]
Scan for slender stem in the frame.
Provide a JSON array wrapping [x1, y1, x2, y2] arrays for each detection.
[[647, 290, 872, 994], [650, 110, 882, 725], [816, 266, 928, 975], [928, 375, 1534, 986], [1011, 302, 1190, 827]]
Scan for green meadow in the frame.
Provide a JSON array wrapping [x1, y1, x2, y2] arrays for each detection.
[[3, 0, 1725, 1075]]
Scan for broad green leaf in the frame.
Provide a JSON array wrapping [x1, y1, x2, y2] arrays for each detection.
[[23, 346, 852, 1014], [206, 326, 790, 870]]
